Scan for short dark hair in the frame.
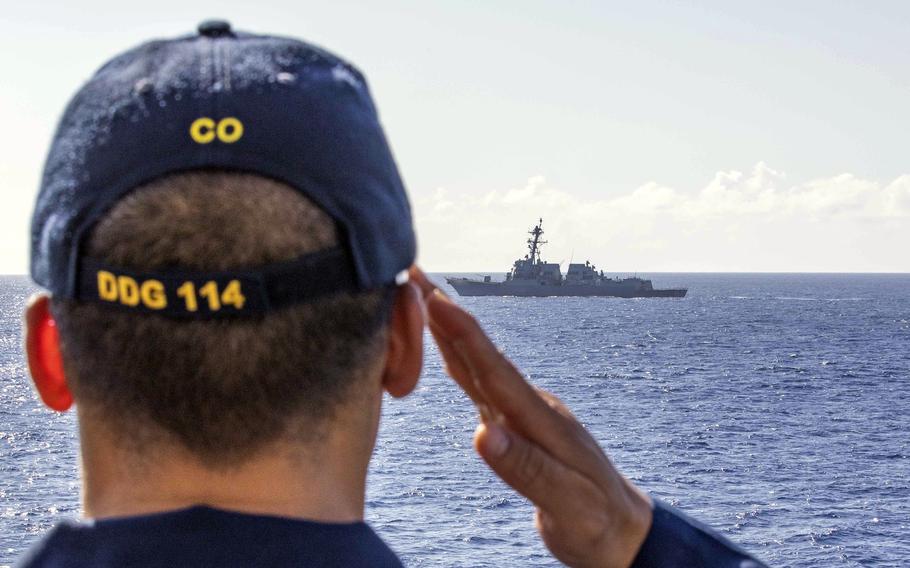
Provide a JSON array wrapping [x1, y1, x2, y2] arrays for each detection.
[[52, 171, 392, 466]]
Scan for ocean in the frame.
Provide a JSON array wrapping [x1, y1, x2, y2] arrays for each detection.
[[1, 273, 909, 567]]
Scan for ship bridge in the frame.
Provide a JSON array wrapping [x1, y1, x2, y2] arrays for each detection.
[[565, 261, 601, 284]]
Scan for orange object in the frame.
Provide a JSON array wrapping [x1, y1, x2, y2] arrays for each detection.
[[25, 297, 72, 412]]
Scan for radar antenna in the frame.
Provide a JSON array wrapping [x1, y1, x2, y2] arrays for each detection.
[[526, 218, 547, 265]]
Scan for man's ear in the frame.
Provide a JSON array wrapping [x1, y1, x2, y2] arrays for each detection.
[[24, 294, 73, 412], [382, 281, 424, 398]]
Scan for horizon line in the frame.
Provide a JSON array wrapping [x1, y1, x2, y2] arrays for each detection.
[[3, 271, 909, 278], [424, 270, 910, 275]]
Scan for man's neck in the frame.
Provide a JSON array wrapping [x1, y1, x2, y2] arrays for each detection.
[[77, 400, 379, 523]]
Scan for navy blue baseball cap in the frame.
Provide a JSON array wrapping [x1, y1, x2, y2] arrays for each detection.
[[31, 20, 415, 318]]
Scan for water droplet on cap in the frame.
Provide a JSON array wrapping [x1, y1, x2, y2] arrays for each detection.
[[133, 78, 153, 95], [276, 72, 296, 84]]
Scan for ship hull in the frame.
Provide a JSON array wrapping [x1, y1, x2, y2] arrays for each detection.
[[446, 278, 687, 298]]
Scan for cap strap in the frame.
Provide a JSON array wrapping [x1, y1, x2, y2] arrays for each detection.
[[76, 247, 359, 318]]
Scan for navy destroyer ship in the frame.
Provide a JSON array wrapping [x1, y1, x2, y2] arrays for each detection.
[[446, 220, 687, 298]]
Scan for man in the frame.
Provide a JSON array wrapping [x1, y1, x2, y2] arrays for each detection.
[[20, 21, 766, 567]]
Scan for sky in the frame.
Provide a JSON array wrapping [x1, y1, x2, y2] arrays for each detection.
[[1, 1, 908, 273]]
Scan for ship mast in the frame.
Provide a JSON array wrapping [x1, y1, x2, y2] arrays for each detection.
[[527, 218, 547, 265]]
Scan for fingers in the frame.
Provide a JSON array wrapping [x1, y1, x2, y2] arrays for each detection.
[[474, 422, 599, 518], [430, 324, 496, 420], [410, 267, 494, 418], [536, 389, 610, 462], [449, 334, 564, 441], [429, 295, 612, 482], [409, 266, 440, 302], [412, 266, 613, 481]]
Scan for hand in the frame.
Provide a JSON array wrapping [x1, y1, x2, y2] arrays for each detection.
[[411, 268, 653, 568]]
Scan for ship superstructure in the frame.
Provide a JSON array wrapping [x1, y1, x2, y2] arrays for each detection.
[[446, 219, 687, 298]]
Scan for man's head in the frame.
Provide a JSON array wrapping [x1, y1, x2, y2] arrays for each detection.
[[24, 22, 423, 474], [26, 170, 424, 469], [38, 171, 419, 468]]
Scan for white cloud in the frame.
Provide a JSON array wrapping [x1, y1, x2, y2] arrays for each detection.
[[414, 163, 910, 272]]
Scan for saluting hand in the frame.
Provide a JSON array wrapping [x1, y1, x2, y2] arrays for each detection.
[[411, 268, 653, 568]]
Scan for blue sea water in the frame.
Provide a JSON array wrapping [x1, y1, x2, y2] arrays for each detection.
[[1, 273, 909, 567]]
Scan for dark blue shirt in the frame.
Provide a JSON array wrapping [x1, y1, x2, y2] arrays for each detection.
[[19, 501, 766, 567], [17, 506, 402, 568], [631, 501, 768, 567]]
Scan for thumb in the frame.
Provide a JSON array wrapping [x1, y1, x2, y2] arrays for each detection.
[[474, 422, 575, 515]]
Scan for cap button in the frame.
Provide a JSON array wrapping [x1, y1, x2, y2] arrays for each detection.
[[198, 19, 233, 37]]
